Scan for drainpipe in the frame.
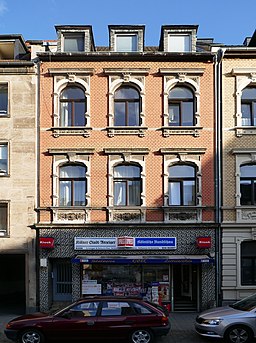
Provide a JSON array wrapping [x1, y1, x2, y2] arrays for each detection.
[[214, 48, 225, 307], [33, 57, 41, 311]]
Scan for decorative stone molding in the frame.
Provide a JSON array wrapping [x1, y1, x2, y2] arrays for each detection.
[[164, 208, 202, 222], [106, 126, 148, 137], [52, 208, 89, 223], [108, 208, 145, 222], [161, 126, 202, 137], [51, 127, 92, 138]]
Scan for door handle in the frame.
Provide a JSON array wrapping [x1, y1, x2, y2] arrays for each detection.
[[125, 321, 135, 325], [87, 321, 95, 326]]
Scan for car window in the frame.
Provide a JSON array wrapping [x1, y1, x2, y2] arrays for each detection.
[[230, 293, 256, 311], [100, 301, 134, 316], [69, 301, 99, 317], [133, 302, 153, 314]]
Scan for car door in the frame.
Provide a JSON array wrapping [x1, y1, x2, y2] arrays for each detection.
[[96, 301, 137, 340], [49, 301, 100, 341]]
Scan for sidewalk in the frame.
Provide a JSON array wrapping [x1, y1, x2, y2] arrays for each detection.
[[0, 311, 200, 343]]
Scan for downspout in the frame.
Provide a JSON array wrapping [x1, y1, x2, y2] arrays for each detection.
[[33, 57, 41, 311], [214, 48, 225, 306]]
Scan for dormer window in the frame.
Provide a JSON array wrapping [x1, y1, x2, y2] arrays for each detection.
[[63, 33, 84, 52], [168, 34, 191, 52], [116, 34, 138, 52]]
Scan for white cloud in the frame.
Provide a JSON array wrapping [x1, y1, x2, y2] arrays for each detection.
[[0, 1, 7, 15]]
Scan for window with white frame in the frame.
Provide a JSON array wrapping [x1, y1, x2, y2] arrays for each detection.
[[168, 163, 196, 206], [114, 86, 141, 126], [0, 202, 8, 236], [0, 143, 8, 175], [59, 164, 87, 206], [114, 164, 142, 206], [168, 86, 195, 126], [241, 87, 256, 126], [0, 83, 8, 116], [115, 34, 138, 52], [168, 34, 191, 52], [240, 163, 256, 205], [63, 33, 84, 52], [59, 85, 86, 127]]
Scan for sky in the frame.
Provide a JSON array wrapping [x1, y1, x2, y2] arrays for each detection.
[[0, 0, 255, 46]]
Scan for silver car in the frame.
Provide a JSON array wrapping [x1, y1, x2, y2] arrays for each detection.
[[195, 293, 256, 343]]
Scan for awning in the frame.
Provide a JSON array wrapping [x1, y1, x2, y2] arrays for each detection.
[[72, 254, 214, 264]]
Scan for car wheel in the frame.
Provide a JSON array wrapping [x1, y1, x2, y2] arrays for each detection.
[[130, 329, 153, 343], [19, 329, 45, 343], [224, 325, 253, 343]]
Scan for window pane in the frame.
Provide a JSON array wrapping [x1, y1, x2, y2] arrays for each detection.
[[182, 102, 194, 126], [169, 87, 193, 99], [74, 181, 86, 206], [0, 144, 7, 174], [168, 35, 191, 52], [114, 102, 126, 126], [0, 203, 7, 235], [114, 182, 126, 206], [241, 241, 256, 256], [116, 35, 137, 52], [169, 104, 179, 126], [242, 87, 256, 100], [169, 182, 181, 205], [128, 102, 139, 126], [240, 164, 256, 177], [115, 87, 139, 100], [60, 180, 71, 206], [114, 165, 140, 178], [64, 36, 84, 52], [241, 104, 251, 126], [0, 84, 8, 115], [241, 258, 254, 285], [128, 180, 140, 205], [183, 181, 195, 205], [60, 165, 86, 178], [240, 180, 251, 205], [74, 103, 86, 126], [169, 165, 195, 178]]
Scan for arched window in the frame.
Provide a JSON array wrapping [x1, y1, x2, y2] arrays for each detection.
[[168, 164, 196, 205], [59, 164, 87, 206], [241, 87, 256, 126], [241, 240, 256, 285], [114, 164, 141, 206], [168, 86, 195, 126], [60, 86, 86, 126], [114, 86, 140, 126], [240, 164, 256, 205]]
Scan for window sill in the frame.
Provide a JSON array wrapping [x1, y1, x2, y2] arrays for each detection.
[[235, 126, 256, 137], [106, 126, 148, 137], [161, 126, 202, 137], [51, 127, 92, 138]]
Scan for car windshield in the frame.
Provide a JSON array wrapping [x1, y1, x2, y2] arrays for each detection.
[[230, 293, 256, 311]]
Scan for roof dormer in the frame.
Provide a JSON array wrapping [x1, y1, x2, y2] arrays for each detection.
[[0, 34, 29, 60], [160, 25, 198, 53], [55, 25, 95, 52], [108, 25, 145, 52]]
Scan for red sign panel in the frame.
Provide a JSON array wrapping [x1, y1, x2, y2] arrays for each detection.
[[117, 236, 134, 247], [196, 237, 211, 248], [39, 237, 54, 249]]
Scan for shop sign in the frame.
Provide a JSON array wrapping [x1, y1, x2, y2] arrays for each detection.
[[39, 237, 54, 249], [75, 237, 176, 250], [196, 237, 211, 248], [75, 237, 116, 250], [117, 236, 134, 247]]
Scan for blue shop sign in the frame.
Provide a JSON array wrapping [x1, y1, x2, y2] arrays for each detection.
[[135, 237, 176, 249]]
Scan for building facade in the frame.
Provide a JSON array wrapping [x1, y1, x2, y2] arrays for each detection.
[[220, 31, 256, 303], [0, 35, 37, 312], [35, 24, 217, 312]]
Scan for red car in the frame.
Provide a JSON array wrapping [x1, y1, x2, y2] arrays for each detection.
[[5, 296, 170, 343]]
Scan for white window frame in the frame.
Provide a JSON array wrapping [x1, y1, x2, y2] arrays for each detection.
[[115, 34, 138, 52], [0, 201, 9, 237], [62, 33, 85, 52], [0, 82, 9, 116], [0, 142, 9, 176]]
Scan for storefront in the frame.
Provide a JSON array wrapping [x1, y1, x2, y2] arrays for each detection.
[[38, 229, 216, 312]]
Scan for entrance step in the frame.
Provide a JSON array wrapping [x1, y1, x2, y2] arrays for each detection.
[[174, 301, 197, 312]]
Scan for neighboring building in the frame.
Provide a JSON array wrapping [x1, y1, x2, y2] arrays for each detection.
[[0, 35, 37, 312], [219, 31, 256, 304], [35, 24, 217, 312]]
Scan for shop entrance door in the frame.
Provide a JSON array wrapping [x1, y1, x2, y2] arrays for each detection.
[[52, 260, 72, 302], [173, 264, 198, 311]]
